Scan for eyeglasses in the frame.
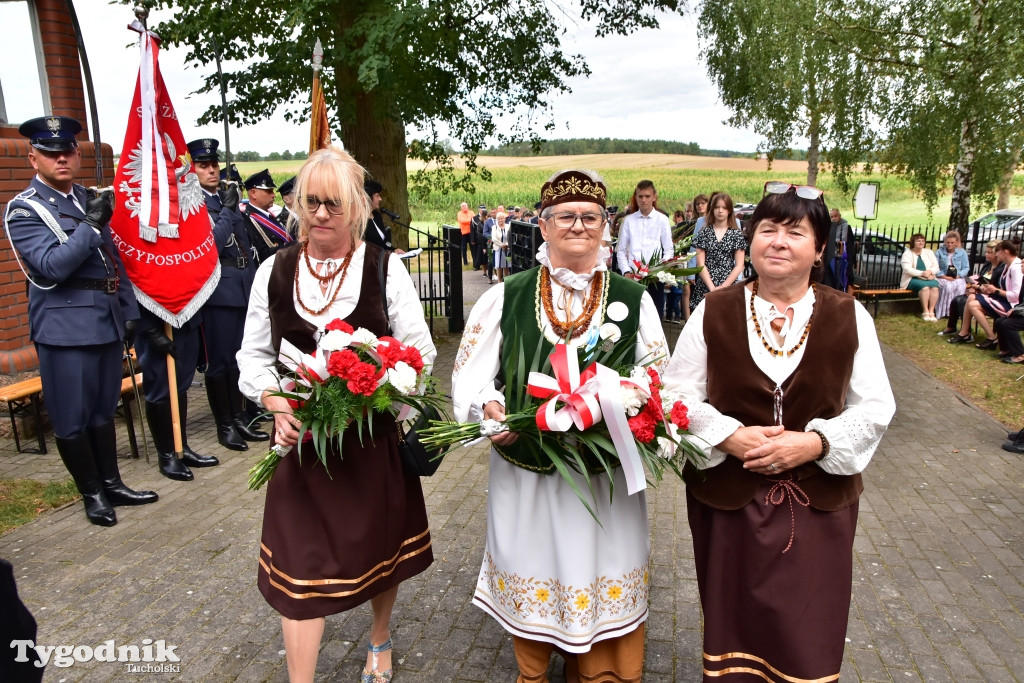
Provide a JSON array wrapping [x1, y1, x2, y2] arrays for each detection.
[[305, 196, 346, 216], [548, 211, 606, 230], [763, 182, 825, 201]]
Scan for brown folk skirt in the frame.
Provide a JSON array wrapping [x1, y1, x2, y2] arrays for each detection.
[[257, 422, 433, 620], [687, 484, 859, 682]]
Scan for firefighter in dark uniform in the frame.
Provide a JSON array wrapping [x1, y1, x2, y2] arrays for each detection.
[[188, 138, 267, 450], [3, 115, 157, 526], [242, 169, 291, 264]]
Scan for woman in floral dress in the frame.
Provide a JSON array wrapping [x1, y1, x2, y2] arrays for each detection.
[[690, 193, 747, 312]]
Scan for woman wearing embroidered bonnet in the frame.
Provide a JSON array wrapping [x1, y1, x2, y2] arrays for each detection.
[[662, 183, 896, 682], [237, 147, 435, 683], [452, 169, 669, 682]]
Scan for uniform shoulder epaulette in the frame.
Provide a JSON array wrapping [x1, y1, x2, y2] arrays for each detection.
[[13, 188, 37, 201]]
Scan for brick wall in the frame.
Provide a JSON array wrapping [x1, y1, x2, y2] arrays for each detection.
[[0, 0, 114, 374]]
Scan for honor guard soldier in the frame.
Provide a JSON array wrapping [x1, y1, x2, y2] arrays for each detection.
[[362, 178, 394, 250], [278, 176, 296, 239], [242, 169, 291, 264], [188, 138, 268, 450], [3, 116, 157, 526]]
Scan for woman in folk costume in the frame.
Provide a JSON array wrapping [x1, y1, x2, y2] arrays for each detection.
[[237, 147, 435, 682], [452, 169, 670, 682], [663, 185, 896, 682]]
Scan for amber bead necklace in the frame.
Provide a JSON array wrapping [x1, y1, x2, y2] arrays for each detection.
[[750, 279, 816, 357], [538, 267, 604, 339], [295, 242, 354, 316]]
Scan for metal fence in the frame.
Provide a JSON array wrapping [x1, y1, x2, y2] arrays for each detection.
[[849, 221, 1022, 289], [402, 225, 463, 333], [508, 220, 544, 274]]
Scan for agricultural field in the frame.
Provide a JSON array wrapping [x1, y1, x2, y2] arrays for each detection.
[[235, 154, 1024, 233]]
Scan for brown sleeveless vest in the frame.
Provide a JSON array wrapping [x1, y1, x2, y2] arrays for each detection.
[[683, 283, 864, 511], [268, 242, 390, 355]]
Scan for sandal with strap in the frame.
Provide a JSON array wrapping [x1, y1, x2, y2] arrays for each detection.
[[361, 638, 393, 683]]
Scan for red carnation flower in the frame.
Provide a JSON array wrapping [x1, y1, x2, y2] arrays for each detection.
[[375, 342, 405, 370], [643, 396, 664, 423], [670, 401, 690, 431], [346, 361, 380, 396], [401, 345, 424, 373], [327, 349, 360, 378], [628, 412, 657, 444], [325, 319, 354, 333]]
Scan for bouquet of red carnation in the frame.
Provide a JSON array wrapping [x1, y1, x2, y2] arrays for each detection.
[[247, 319, 444, 490], [420, 328, 703, 519]]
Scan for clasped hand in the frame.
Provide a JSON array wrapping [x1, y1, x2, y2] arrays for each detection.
[[483, 400, 518, 446], [720, 425, 819, 475]]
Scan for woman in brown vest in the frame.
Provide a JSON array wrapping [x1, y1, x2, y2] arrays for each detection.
[[663, 184, 896, 682], [237, 147, 435, 682]]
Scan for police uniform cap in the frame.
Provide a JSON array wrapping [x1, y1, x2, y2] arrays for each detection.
[[19, 116, 82, 152], [220, 164, 242, 182], [244, 169, 276, 191], [279, 176, 297, 196], [187, 138, 220, 163]]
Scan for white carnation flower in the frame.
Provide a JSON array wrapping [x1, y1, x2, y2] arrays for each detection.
[[351, 327, 379, 347], [656, 271, 677, 286], [622, 385, 647, 416], [319, 329, 353, 351], [386, 361, 418, 395]]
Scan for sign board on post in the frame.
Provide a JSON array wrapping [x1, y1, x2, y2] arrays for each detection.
[[853, 182, 880, 221]]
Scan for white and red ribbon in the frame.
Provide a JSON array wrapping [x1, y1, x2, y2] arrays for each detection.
[[527, 344, 649, 495], [527, 344, 602, 432]]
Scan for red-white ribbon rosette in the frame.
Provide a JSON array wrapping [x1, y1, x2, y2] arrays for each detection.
[[526, 343, 649, 495]]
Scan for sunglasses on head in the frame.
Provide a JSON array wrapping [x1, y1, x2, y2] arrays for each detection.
[[763, 182, 825, 201]]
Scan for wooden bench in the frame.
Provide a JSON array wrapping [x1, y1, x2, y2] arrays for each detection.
[[0, 372, 143, 455], [0, 377, 46, 453], [854, 287, 919, 317]]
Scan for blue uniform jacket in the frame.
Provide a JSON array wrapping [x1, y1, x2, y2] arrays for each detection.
[[204, 192, 256, 308], [4, 177, 139, 346]]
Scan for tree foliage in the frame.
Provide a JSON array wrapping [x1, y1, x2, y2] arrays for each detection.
[[130, 0, 684, 246], [823, 0, 1024, 228], [697, 0, 875, 190]]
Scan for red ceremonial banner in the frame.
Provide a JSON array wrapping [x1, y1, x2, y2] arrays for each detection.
[[110, 20, 220, 326]]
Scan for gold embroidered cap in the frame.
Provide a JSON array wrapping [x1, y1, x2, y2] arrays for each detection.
[[539, 170, 607, 211]]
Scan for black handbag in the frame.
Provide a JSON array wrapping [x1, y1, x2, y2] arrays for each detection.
[[377, 250, 447, 476]]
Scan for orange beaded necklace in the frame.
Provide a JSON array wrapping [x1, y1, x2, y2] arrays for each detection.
[[749, 280, 816, 357], [294, 242, 355, 316], [538, 267, 604, 339]]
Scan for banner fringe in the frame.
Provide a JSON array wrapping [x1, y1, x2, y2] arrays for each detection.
[[132, 262, 222, 327], [139, 225, 157, 243], [158, 223, 179, 238]]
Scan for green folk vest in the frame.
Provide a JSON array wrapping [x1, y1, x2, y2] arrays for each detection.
[[495, 266, 646, 473], [683, 283, 864, 511]]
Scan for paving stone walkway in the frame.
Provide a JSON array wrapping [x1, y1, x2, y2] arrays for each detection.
[[1, 271, 1022, 681]]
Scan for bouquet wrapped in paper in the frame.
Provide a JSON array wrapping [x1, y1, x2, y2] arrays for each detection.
[[247, 319, 445, 490], [420, 327, 705, 518]]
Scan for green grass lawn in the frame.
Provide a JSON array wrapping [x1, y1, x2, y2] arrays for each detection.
[[0, 478, 79, 536]]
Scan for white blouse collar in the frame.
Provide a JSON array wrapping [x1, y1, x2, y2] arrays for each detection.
[[748, 284, 816, 340], [536, 243, 611, 291]]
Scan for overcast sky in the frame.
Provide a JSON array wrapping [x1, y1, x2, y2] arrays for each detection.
[[3, 4, 765, 157]]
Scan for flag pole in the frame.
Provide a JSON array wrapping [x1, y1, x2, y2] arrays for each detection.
[[211, 34, 233, 166], [164, 323, 184, 455], [309, 38, 329, 153]]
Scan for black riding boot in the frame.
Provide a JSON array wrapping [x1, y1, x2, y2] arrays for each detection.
[[178, 394, 220, 468], [88, 421, 158, 506], [54, 434, 116, 526], [145, 401, 194, 481], [205, 374, 248, 451], [228, 368, 269, 442], [245, 396, 272, 424]]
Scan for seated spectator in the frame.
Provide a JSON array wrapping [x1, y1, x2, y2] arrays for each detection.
[[934, 230, 970, 319], [949, 241, 1022, 348], [900, 233, 940, 321], [940, 240, 1001, 336], [995, 259, 1024, 362]]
